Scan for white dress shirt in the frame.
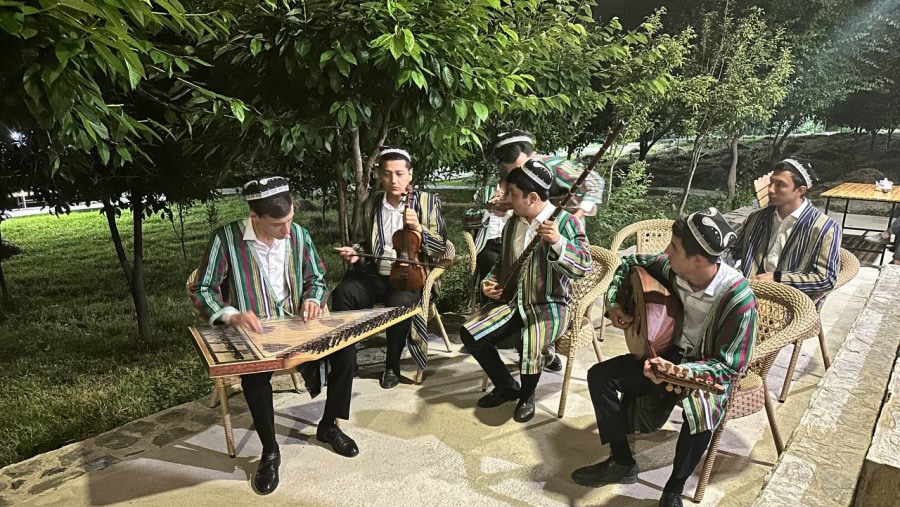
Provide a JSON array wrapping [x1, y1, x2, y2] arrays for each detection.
[[378, 196, 406, 275], [221, 218, 290, 324], [673, 262, 736, 360], [512, 203, 566, 259], [764, 199, 809, 272]]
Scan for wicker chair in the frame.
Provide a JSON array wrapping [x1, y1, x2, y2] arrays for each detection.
[[603, 219, 675, 349], [554, 246, 619, 417], [184, 269, 306, 458], [693, 279, 819, 502], [777, 248, 860, 402], [461, 231, 480, 313], [414, 240, 456, 383], [479, 246, 618, 418]]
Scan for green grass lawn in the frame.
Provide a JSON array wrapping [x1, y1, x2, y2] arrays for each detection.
[[0, 193, 475, 468]]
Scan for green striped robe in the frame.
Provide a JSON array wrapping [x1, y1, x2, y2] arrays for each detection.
[[189, 219, 327, 325], [463, 207, 592, 374], [606, 254, 757, 434]]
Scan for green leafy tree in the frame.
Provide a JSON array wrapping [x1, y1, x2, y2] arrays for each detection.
[[1, 1, 241, 337]]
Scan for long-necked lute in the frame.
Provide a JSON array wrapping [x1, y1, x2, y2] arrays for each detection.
[[495, 121, 627, 303]]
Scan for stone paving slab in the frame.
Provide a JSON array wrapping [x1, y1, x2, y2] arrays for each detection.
[[853, 355, 900, 506], [752, 265, 900, 507]]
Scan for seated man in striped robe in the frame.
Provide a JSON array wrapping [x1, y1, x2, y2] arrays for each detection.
[[461, 159, 592, 423], [730, 158, 841, 301], [188, 177, 357, 496], [466, 130, 604, 370], [572, 209, 757, 507]]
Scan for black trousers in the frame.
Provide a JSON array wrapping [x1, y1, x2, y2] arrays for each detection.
[[459, 310, 542, 401], [331, 269, 422, 374], [241, 344, 355, 454], [587, 352, 713, 494]]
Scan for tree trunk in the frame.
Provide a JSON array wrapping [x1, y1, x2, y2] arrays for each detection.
[[0, 225, 9, 302], [771, 115, 802, 162], [104, 202, 133, 283], [888, 127, 895, 148], [349, 129, 368, 243], [638, 131, 651, 161], [726, 133, 740, 209], [679, 134, 705, 214], [870, 130, 877, 153], [131, 197, 151, 339], [337, 173, 350, 247]]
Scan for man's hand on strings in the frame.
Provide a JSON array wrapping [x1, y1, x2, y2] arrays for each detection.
[[302, 300, 322, 322], [536, 220, 560, 244], [753, 272, 775, 281], [334, 246, 360, 264], [482, 280, 503, 300], [608, 307, 633, 330], [230, 312, 263, 334]]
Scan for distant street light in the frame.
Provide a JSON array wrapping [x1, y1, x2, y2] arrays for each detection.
[[9, 131, 24, 143]]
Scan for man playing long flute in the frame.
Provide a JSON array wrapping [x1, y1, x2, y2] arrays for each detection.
[[460, 159, 592, 423], [571, 208, 757, 507], [188, 177, 358, 495]]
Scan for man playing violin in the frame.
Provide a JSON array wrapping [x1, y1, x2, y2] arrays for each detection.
[[571, 208, 757, 507], [332, 147, 447, 389], [460, 159, 592, 423], [188, 177, 358, 495], [466, 130, 605, 371]]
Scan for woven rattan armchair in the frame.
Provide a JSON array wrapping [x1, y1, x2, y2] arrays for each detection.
[[414, 240, 456, 383], [554, 246, 619, 417], [184, 269, 306, 458], [777, 248, 860, 402], [693, 279, 819, 502], [460, 231, 480, 313]]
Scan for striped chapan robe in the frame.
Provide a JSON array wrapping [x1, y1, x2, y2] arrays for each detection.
[[605, 254, 757, 434], [468, 156, 604, 254], [357, 189, 446, 371], [732, 201, 841, 300], [187, 219, 329, 395], [189, 219, 328, 324], [463, 205, 592, 374]]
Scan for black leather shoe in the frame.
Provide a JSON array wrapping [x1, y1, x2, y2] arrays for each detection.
[[543, 353, 563, 372], [252, 450, 280, 495], [477, 383, 521, 408], [316, 425, 359, 457], [571, 457, 638, 488], [380, 368, 400, 389], [513, 396, 535, 422], [659, 492, 683, 507]]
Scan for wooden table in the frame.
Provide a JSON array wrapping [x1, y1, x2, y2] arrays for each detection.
[[821, 182, 900, 264]]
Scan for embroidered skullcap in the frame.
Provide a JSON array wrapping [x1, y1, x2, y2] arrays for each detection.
[[777, 158, 814, 188], [378, 146, 412, 162], [686, 207, 737, 256], [519, 158, 553, 190], [494, 130, 534, 149], [242, 176, 289, 201]]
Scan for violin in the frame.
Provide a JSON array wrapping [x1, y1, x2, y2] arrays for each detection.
[[389, 185, 427, 291]]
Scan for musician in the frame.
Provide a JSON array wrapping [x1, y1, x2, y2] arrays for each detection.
[[730, 158, 841, 300], [460, 159, 592, 423], [571, 208, 757, 507], [466, 130, 604, 370], [332, 147, 447, 389], [188, 177, 358, 495]]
